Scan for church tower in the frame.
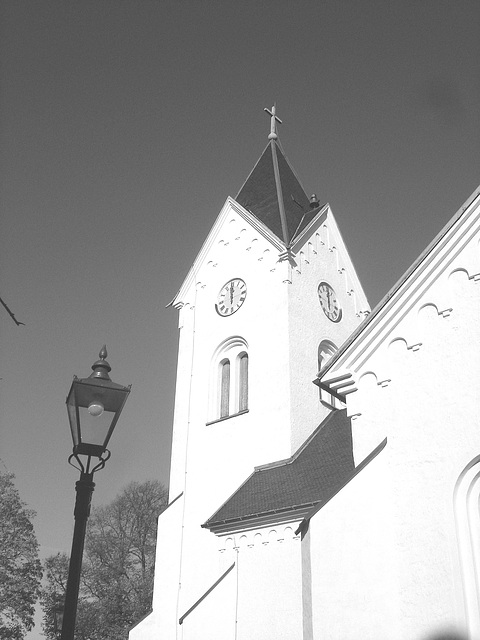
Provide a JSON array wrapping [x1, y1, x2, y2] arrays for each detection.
[[130, 108, 369, 640]]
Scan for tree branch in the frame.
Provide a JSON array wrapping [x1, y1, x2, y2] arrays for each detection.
[[0, 296, 25, 326]]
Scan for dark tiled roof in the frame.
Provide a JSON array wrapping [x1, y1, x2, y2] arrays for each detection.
[[203, 410, 354, 532], [236, 141, 319, 246]]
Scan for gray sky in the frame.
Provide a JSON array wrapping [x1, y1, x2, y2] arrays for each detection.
[[1, 0, 479, 635]]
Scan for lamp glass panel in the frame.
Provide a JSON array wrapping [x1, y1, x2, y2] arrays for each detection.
[[66, 387, 80, 446], [75, 383, 127, 413], [77, 405, 116, 448]]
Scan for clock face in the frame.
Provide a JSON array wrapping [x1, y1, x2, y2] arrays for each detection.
[[216, 278, 247, 316], [318, 282, 342, 322]]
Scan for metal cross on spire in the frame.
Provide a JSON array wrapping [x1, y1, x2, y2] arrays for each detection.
[[264, 105, 282, 140]]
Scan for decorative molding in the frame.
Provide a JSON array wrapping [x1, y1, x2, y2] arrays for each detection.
[[218, 524, 301, 552], [418, 303, 453, 319], [169, 197, 286, 308], [318, 190, 480, 389], [454, 455, 480, 639]]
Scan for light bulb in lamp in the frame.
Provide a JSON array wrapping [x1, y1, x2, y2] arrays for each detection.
[[88, 401, 104, 417]]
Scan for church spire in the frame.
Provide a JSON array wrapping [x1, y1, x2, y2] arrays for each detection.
[[235, 106, 322, 247], [264, 105, 290, 245]]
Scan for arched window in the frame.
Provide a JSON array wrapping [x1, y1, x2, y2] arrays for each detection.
[[318, 340, 338, 409], [318, 340, 337, 370], [220, 359, 230, 418], [208, 337, 249, 423], [238, 353, 248, 412], [454, 455, 480, 638]]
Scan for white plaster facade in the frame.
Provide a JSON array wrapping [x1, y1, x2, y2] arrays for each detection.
[[130, 177, 368, 639], [129, 140, 480, 639], [316, 186, 480, 639]]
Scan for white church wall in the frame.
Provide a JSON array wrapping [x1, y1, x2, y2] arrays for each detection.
[[157, 202, 307, 637], [179, 560, 237, 640], [220, 526, 304, 640], [309, 448, 399, 639], [170, 487, 235, 627], [169, 525, 304, 640], [169, 202, 295, 499], [325, 226, 480, 638], [129, 494, 184, 640], [288, 209, 370, 451], [168, 301, 196, 501]]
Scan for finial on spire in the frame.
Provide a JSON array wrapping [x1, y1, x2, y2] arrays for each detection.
[[310, 194, 320, 208], [264, 105, 282, 140]]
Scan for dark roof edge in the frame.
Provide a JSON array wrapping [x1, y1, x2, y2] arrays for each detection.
[[164, 491, 183, 512], [296, 437, 387, 537], [179, 563, 235, 625], [254, 409, 341, 472], [203, 410, 343, 530], [318, 185, 480, 380], [202, 502, 319, 535], [290, 204, 324, 244]]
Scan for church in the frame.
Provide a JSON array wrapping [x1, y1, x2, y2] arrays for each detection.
[[129, 108, 480, 640]]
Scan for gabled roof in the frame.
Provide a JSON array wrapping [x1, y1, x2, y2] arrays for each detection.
[[317, 184, 480, 398], [236, 140, 321, 247], [169, 126, 330, 309], [203, 409, 355, 534]]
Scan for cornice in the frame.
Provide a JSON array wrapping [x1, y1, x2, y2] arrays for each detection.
[[205, 506, 308, 536], [217, 523, 301, 551], [318, 186, 480, 397]]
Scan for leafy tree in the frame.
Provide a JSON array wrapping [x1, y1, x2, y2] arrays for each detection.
[[41, 554, 99, 640], [0, 469, 42, 640], [41, 480, 168, 640]]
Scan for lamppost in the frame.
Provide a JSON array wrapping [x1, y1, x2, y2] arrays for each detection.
[[61, 346, 131, 640]]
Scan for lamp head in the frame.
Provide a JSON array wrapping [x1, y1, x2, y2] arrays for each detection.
[[66, 347, 131, 459]]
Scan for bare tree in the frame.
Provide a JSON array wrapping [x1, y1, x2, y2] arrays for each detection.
[[41, 480, 168, 640]]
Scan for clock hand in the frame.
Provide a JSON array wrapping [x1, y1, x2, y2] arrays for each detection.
[[230, 282, 234, 304]]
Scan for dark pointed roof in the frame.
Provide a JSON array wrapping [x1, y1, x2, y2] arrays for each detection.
[[235, 140, 321, 247], [203, 410, 355, 534]]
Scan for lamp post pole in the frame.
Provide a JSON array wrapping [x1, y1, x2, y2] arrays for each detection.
[[60, 472, 95, 640], [61, 347, 130, 640]]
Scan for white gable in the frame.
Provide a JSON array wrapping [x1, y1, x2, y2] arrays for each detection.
[[169, 197, 286, 310], [319, 185, 480, 400]]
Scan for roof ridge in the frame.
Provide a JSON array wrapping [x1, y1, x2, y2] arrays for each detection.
[[317, 184, 480, 382]]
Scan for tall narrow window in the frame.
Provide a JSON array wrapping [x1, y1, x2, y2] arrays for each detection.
[[238, 353, 248, 412], [318, 340, 338, 409], [220, 359, 230, 418], [209, 337, 249, 424]]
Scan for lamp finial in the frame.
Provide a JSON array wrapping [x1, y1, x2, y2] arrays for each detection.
[[90, 346, 112, 380]]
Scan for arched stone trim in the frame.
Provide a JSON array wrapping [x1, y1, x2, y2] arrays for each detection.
[[208, 337, 249, 423], [454, 455, 480, 638], [318, 340, 339, 409]]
